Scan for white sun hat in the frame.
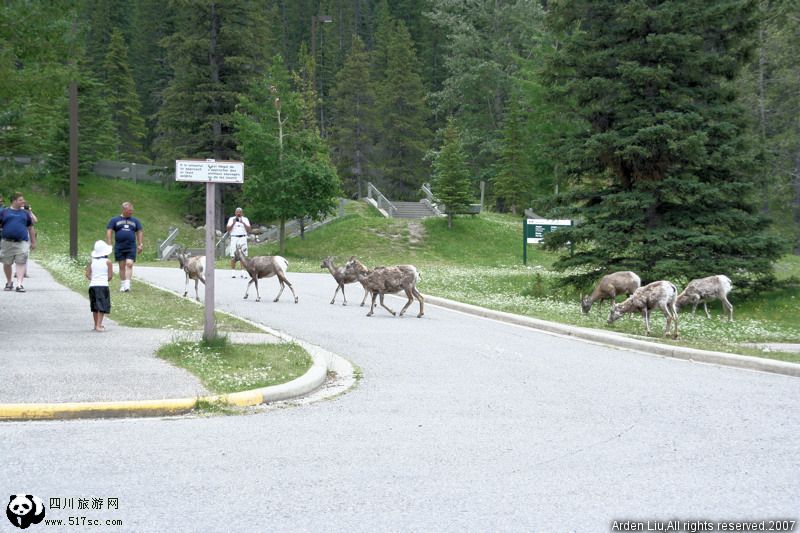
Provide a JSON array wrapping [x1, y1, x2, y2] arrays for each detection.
[[91, 240, 113, 258]]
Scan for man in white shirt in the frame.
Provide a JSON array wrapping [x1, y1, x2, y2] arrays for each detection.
[[226, 207, 251, 277]]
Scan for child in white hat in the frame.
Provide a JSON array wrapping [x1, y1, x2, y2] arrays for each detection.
[[85, 240, 113, 332]]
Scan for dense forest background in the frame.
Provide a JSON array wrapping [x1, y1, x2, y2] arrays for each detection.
[[1, 0, 798, 285]]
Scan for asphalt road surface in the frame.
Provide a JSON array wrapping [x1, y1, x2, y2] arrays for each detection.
[[2, 265, 798, 532]]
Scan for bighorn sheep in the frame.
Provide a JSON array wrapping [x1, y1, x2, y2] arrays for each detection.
[[234, 245, 298, 303], [348, 259, 424, 318], [608, 280, 679, 338], [320, 256, 370, 306], [676, 275, 733, 321], [581, 271, 641, 313], [176, 250, 206, 301]]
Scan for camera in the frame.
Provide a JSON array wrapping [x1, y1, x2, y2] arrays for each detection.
[[23, 204, 30, 211], [236, 217, 241, 222]]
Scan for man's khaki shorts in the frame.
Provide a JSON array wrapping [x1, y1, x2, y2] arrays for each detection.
[[0, 239, 30, 265]]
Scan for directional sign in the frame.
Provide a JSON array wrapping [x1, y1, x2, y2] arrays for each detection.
[[176, 159, 244, 183], [523, 218, 571, 265], [525, 218, 571, 244]]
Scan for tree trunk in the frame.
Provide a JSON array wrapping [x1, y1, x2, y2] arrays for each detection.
[[757, 24, 770, 214]]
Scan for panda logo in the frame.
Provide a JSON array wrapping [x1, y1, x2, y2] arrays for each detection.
[[6, 494, 46, 529]]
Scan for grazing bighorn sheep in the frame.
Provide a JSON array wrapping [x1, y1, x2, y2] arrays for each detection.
[[581, 271, 641, 313], [348, 259, 424, 317], [176, 250, 206, 301], [320, 256, 370, 306], [676, 275, 733, 321], [234, 245, 298, 303], [608, 280, 679, 338]]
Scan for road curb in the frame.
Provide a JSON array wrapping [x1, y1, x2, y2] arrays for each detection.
[[0, 282, 356, 421], [425, 295, 800, 378]]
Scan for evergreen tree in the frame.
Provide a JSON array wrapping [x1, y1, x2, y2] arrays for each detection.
[[129, 0, 174, 158], [104, 28, 146, 161], [329, 35, 376, 199], [0, 0, 76, 157], [431, 118, 473, 228], [155, 0, 273, 163], [542, 0, 784, 291], [493, 93, 534, 215], [373, 17, 432, 199], [426, 0, 546, 186], [235, 56, 341, 254]]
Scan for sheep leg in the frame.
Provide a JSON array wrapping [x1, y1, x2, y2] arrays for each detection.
[[274, 272, 298, 303], [330, 283, 342, 305], [660, 304, 672, 337], [341, 284, 347, 306], [194, 278, 200, 301], [721, 295, 734, 321], [360, 284, 370, 307], [254, 277, 261, 302], [642, 308, 651, 335], [413, 287, 424, 318], [399, 288, 414, 316], [367, 291, 378, 316], [702, 301, 711, 319], [183, 273, 189, 298], [379, 293, 396, 316]]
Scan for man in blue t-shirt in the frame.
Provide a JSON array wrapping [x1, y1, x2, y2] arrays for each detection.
[[0, 192, 36, 292], [106, 201, 143, 293]]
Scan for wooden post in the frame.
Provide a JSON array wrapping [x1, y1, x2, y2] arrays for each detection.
[[69, 82, 78, 259], [203, 182, 217, 342]]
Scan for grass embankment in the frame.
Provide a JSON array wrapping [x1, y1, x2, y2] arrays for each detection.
[[249, 202, 800, 362], [3, 172, 311, 395]]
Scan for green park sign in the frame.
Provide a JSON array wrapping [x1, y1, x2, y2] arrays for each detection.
[[523, 218, 571, 264]]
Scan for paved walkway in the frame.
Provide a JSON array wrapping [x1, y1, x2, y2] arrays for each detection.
[[0, 261, 212, 403]]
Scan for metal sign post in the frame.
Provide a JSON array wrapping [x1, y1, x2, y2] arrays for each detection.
[[175, 159, 244, 341], [523, 218, 571, 265]]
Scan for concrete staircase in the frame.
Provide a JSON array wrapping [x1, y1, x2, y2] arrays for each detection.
[[392, 201, 439, 219]]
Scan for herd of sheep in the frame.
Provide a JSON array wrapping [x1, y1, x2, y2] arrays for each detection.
[[175, 247, 734, 337]]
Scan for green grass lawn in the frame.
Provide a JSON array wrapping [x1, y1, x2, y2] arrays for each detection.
[[5, 170, 799, 362]]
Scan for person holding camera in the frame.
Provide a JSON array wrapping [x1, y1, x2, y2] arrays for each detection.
[[226, 207, 251, 277], [0, 192, 37, 292]]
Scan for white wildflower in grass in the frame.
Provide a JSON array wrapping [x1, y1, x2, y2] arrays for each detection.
[[157, 341, 312, 394], [419, 263, 800, 358]]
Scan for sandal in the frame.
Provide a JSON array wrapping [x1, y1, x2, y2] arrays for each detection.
[[4, 282, 12, 291], [15, 286, 25, 293]]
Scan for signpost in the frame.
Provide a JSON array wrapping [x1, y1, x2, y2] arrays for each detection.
[[523, 218, 571, 265], [176, 159, 244, 341]]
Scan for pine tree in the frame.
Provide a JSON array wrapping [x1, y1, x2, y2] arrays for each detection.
[[493, 94, 534, 215], [373, 17, 431, 199], [542, 0, 784, 291], [104, 28, 146, 161], [426, 0, 547, 186], [129, 0, 174, 157], [431, 118, 473, 228], [329, 35, 376, 199]]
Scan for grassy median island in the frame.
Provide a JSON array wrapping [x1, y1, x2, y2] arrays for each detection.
[[157, 338, 313, 394]]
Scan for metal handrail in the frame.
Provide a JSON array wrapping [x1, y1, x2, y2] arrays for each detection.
[[157, 227, 179, 259], [366, 182, 397, 217], [420, 183, 443, 216]]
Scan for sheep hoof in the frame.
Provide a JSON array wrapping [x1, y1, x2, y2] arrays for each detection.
[[243, 294, 248, 300], [330, 301, 335, 305], [366, 312, 373, 317], [182, 292, 188, 297], [390, 311, 396, 316], [342, 302, 347, 306], [417, 313, 424, 318], [273, 298, 279, 302], [294, 297, 298, 303], [256, 297, 262, 302]]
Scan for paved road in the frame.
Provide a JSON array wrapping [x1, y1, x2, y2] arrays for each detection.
[[2, 265, 798, 532]]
